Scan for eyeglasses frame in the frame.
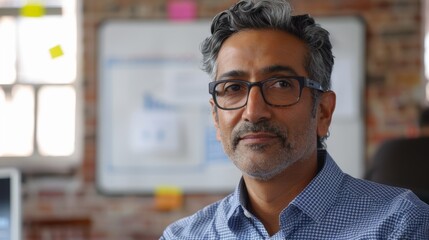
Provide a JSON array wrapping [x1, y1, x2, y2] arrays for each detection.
[[208, 76, 326, 110]]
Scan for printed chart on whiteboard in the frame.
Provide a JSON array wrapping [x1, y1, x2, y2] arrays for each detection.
[[97, 20, 241, 193]]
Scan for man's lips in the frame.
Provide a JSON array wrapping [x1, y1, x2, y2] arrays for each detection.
[[238, 132, 278, 144]]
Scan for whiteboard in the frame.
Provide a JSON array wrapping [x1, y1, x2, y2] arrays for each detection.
[[320, 17, 365, 180], [97, 17, 365, 194]]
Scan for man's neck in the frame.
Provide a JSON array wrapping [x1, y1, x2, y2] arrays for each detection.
[[243, 152, 319, 236]]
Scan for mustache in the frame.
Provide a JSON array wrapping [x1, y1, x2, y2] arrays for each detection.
[[232, 121, 287, 148]]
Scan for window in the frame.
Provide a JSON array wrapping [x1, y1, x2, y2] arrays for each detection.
[[0, 0, 81, 171]]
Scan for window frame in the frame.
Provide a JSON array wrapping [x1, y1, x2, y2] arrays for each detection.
[[0, 0, 83, 173]]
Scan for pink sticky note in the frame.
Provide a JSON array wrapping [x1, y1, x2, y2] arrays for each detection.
[[167, 0, 197, 21]]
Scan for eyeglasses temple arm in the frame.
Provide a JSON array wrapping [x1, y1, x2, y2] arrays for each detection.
[[305, 78, 325, 92]]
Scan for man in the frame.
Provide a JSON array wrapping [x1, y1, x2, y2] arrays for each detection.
[[161, 0, 429, 239]]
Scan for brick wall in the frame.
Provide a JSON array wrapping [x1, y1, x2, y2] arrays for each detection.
[[22, 0, 426, 239]]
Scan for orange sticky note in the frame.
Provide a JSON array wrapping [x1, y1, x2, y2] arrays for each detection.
[[20, 2, 45, 17], [154, 186, 183, 211], [49, 45, 64, 59]]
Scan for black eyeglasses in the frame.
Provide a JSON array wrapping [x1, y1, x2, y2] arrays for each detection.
[[209, 76, 325, 110]]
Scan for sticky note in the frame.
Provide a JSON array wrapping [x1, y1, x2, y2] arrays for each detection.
[[49, 45, 64, 59], [20, 2, 45, 17], [154, 186, 183, 211], [167, 0, 197, 21]]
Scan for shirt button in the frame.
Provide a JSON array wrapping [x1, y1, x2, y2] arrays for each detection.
[[243, 210, 252, 218]]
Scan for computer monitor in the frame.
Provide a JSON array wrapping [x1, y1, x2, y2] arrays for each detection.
[[0, 168, 21, 240]]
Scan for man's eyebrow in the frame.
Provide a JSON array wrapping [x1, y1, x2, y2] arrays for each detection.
[[261, 65, 299, 75], [216, 65, 299, 80], [217, 70, 248, 80]]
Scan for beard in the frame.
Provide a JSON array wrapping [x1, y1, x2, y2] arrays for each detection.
[[221, 120, 316, 181]]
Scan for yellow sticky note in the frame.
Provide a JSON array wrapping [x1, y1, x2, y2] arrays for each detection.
[[154, 186, 183, 211], [49, 45, 64, 59], [20, 2, 45, 17]]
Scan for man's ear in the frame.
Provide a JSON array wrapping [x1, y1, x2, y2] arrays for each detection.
[[210, 99, 222, 141], [316, 91, 336, 138]]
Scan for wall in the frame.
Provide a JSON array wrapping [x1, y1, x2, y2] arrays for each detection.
[[22, 0, 425, 239]]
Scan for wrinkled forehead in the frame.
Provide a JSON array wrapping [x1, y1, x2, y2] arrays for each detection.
[[215, 29, 309, 80]]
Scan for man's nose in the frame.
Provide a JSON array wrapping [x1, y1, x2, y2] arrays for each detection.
[[242, 86, 272, 123]]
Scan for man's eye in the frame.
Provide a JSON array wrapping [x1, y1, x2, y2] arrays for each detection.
[[271, 79, 293, 88], [215, 82, 247, 96], [224, 83, 243, 93]]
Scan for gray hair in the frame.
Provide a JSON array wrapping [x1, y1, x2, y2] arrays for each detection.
[[201, 0, 334, 148], [201, 0, 333, 90]]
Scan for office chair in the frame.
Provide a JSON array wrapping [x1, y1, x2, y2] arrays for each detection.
[[366, 137, 429, 204]]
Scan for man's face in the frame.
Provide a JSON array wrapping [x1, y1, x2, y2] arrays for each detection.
[[211, 29, 332, 181]]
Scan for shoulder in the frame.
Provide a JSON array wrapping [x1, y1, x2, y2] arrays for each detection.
[[161, 193, 236, 239], [339, 175, 429, 236], [341, 175, 427, 206]]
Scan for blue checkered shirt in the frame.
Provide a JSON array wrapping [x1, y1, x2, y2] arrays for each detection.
[[161, 151, 429, 239]]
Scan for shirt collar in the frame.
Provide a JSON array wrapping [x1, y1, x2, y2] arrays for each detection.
[[288, 150, 345, 223], [227, 150, 345, 224], [226, 178, 248, 227]]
